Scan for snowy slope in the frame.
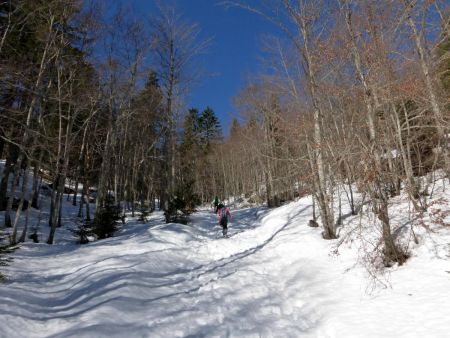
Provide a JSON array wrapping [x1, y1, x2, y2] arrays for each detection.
[[1, 185, 450, 337]]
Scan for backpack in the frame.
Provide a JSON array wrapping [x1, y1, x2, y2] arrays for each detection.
[[220, 207, 228, 227]]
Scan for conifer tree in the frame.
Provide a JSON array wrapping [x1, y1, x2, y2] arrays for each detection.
[[199, 107, 222, 150]]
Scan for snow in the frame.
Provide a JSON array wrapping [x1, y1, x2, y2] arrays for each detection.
[[381, 149, 400, 159], [1, 175, 450, 337]]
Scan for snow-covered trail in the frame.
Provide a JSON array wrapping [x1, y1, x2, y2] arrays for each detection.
[[1, 195, 450, 338], [0, 199, 332, 338], [186, 203, 334, 337]]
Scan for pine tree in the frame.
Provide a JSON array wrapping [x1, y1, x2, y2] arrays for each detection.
[[199, 107, 222, 150], [174, 108, 201, 213], [229, 118, 241, 139], [181, 108, 200, 152]]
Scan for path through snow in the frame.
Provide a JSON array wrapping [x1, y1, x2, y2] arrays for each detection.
[[0, 195, 449, 338]]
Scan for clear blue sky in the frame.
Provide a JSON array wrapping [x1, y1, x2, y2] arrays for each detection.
[[123, 0, 279, 134]]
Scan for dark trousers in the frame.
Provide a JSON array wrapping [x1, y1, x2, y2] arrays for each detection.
[[220, 218, 228, 236]]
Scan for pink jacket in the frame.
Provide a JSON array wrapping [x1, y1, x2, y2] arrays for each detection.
[[217, 207, 230, 220]]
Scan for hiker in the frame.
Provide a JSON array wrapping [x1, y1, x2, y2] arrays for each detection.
[[217, 204, 231, 237], [213, 196, 220, 213]]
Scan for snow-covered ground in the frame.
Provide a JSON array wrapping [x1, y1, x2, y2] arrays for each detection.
[[1, 177, 450, 337]]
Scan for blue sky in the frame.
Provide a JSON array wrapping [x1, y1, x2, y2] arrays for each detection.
[[122, 0, 279, 133]]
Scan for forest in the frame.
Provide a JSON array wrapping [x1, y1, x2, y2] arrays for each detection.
[[0, 0, 449, 265], [1, 1, 450, 336]]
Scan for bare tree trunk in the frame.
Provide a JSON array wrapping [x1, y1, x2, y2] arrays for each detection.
[[11, 164, 29, 245], [336, 183, 342, 226], [57, 191, 63, 228], [73, 124, 89, 207], [344, 162, 356, 215], [4, 160, 20, 228], [66, 179, 71, 201], [390, 102, 421, 210], [47, 55, 76, 244], [0, 137, 4, 160], [312, 194, 316, 221], [78, 183, 85, 218], [0, 149, 17, 212], [97, 128, 112, 211], [47, 162, 62, 243], [18, 204, 29, 243], [282, 1, 336, 238], [31, 153, 43, 209], [85, 188, 91, 222]]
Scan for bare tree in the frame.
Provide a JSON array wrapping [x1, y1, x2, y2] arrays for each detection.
[[151, 3, 210, 211]]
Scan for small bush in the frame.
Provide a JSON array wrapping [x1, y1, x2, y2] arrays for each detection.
[[171, 180, 201, 215], [168, 197, 185, 215], [29, 220, 41, 243], [93, 203, 121, 239], [164, 197, 190, 224], [28, 231, 39, 243], [70, 221, 93, 244], [138, 209, 150, 223]]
